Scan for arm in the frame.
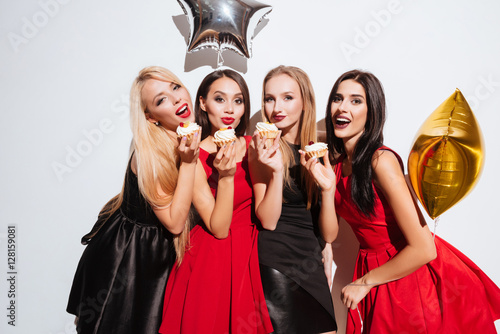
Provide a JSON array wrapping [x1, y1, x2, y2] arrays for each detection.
[[341, 150, 437, 310], [150, 133, 201, 235], [322, 242, 334, 289], [249, 131, 283, 230], [299, 150, 340, 243], [192, 142, 237, 239]]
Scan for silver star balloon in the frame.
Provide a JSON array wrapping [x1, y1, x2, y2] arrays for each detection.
[[177, 0, 272, 60]]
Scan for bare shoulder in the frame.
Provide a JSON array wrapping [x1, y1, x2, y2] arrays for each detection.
[[372, 149, 404, 183], [199, 137, 213, 153], [130, 153, 138, 175]]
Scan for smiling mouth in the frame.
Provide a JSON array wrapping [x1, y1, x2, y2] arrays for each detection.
[[176, 104, 191, 118], [222, 117, 235, 125], [335, 117, 351, 128]]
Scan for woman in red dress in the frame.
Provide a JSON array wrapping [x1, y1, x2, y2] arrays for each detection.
[[160, 69, 273, 334], [301, 69, 500, 333]]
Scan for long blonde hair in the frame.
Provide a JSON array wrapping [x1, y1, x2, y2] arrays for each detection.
[[100, 66, 191, 263], [261, 65, 319, 209]]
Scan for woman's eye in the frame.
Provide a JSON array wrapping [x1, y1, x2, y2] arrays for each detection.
[[284, 95, 293, 101], [235, 98, 243, 104], [264, 97, 274, 103], [352, 99, 361, 104], [332, 97, 342, 103], [215, 97, 224, 103], [156, 97, 166, 106], [173, 84, 181, 91]]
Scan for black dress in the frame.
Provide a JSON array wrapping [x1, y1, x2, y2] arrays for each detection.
[[258, 144, 337, 333], [67, 158, 175, 334]]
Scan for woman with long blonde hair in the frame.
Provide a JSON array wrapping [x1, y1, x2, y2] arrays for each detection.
[[249, 65, 337, 333], [67, 66, 200, 334]]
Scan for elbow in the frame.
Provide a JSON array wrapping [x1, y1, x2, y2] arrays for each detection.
[[321, 227, 339, 244], [421, 241, 437, 264], [166, 223, 185, 236], [426, 244, 437, 262], [257, 214, 278, 231], [261, 221, 278, 231], [324, 235, 337, 244], [323, 232, 338, 244], [256, 210, 279, 231], [209, 222, 230, 239], [212, 230, 229, 239]]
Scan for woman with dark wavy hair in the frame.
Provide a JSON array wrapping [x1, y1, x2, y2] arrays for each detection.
[[301, 69, 500, 333]]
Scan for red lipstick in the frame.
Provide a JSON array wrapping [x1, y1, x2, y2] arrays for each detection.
[[222, 117, 235, 125]]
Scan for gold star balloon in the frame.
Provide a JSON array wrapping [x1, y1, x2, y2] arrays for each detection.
[[408, 89, 484, 219], [177, 0, 272, 59]]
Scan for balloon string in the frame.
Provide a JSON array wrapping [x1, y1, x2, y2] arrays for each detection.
[[433, 216, 440, 240], [357, 308, 364, 333], [217, 50, 224, 68]]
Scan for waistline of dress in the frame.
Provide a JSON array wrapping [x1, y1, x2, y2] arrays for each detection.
[[358, 238, 406, 254]]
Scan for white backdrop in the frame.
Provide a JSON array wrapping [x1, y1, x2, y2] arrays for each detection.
[[1, 0, 499, 333]]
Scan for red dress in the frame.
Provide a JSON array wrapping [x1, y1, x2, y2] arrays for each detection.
[[159, 136, 273, 334], [334, 147, 500, 334]]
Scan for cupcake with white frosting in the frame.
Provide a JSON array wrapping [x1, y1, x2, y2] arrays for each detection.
[[256, 121, 279, 148], [304, 141, 328, 159], [176, 121, 200, 144], [213, 127, 236, 147]]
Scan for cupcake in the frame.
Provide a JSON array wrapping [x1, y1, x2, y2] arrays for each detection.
[[304, 141, 328, 159], [256, 121, 279, 148], [213, 127, 236, 147], [176, 121, 200, 144]]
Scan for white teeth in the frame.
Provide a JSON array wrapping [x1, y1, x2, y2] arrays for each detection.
[[336, 117, 350, 124], [177, 105, 187, 114]]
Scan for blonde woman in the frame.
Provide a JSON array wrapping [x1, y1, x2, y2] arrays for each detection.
[[249, 65, 337, 333], [67, 66, 200, 334]]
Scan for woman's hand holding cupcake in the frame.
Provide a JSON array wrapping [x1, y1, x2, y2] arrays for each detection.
[[299, 145, 336, 193], [176, 121, 202, 164], [255, 121, 280, 149], [211, 126, 238, 178], [250, 129, 282, 175]]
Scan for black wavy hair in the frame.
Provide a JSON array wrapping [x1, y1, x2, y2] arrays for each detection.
[[325, 70, 386, 216]]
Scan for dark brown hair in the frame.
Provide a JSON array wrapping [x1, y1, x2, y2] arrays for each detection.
[[195, 69, 250, 140], [325, 69, 386, 215]]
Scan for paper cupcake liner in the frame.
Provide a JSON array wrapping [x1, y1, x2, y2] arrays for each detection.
[[177, 130, 199, 144], [258, 130, 279, 148], [305, 148, 327, 159], [258, 130, 279, 139], [213, 139, 236, 147]]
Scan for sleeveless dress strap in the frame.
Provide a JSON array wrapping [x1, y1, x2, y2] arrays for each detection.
[[244, 135, 251, 148]]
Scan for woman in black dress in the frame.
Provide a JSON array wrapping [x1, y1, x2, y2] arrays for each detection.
[[249, 65, 337, 333], [66, 66, 200, 334]]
